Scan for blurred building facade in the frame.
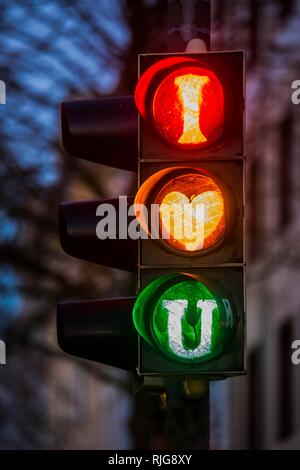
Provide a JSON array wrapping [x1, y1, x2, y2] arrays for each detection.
[[2, 0, 300, 450], [0, 0, 137, 449], [212, 0, 300, 449]]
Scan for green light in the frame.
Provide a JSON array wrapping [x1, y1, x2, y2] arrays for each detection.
[[133, 274, 236, 364], [153, 280, 221, 362]]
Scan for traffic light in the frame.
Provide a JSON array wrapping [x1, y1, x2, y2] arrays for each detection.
[[57, 51, 245, 380], [135, 52, 243, 159], [133, 52, 245, 378]]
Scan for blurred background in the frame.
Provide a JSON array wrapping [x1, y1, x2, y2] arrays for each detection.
[[0, 0, 299, 450]]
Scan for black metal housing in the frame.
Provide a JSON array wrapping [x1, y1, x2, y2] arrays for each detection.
[[59, 198, 137, 271], [61, 96, 137, 171], [57, 297, 137, 371]]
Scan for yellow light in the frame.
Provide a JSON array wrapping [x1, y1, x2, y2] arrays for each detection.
[[133, 168, 226, 254], [175, 74, 209, 145], [159, 189, 224, 252]]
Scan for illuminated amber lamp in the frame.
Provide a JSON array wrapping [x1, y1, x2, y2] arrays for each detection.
[[134, 167, 228, 254]]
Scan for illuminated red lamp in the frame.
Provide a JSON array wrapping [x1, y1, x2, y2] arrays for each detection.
[[135, 57, 224, 148]]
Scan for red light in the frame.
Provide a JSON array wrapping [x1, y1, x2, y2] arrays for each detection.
[[152, 67, 224, 147], [135, 58, 224, 148]]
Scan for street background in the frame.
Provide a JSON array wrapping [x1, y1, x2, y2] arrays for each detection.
[[0, 0, 299, 449]]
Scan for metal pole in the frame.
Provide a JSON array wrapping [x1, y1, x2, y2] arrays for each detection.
[[167, 0, 211, 52], [166, 380, 210, 450], [165, 0, 211, 451]]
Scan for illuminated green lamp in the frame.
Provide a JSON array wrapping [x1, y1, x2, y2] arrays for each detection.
[[133, 273, 237, 364]]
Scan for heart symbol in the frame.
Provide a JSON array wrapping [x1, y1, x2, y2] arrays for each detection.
[[159, 190, 224, 251]]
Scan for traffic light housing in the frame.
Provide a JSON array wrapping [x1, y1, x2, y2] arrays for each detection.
[[57, 298, 136, 371], [135, 52, 244, 159], [61, 97, 137, 171], [133, 52, 245, 378], [134, 269, 244, 377], [59, 198, 137, 271], [135, 161, 243, 266], [57, 51, 246, 380], [58, 97, 139, 370]]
